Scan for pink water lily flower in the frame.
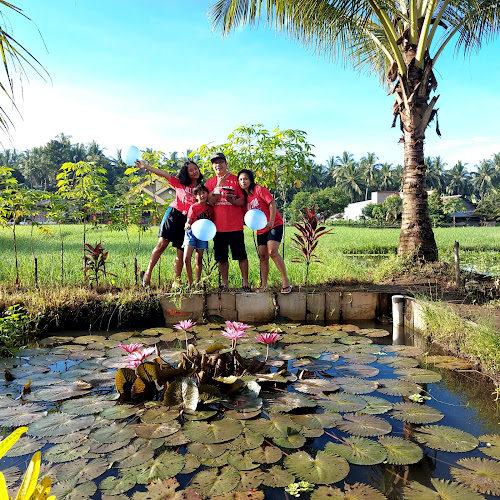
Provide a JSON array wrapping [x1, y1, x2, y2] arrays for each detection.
[[124, 346, 156, 369], [118, 343, 144, 354], [256, 333, 281, 362], [174, 319, 196, 331], [225, 321, 251, 331], [221, 326, 248, 349], [174, 319, 196, 353]]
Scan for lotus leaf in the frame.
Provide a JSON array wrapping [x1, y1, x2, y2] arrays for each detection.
[[46, 430, 90, 444], [479, 434, 500, 460], [28, 354, 68, 366], [248, 445, 282, 464], [356, 328, 390, 338], [39, 335, 75, 346], [163, 377, 199, 411], [99, 404, 137, 419], [191, 466, 240, 497], [124, 450, 186, 484], [8, 365, 49, 379], [285, 450, 349, 485], [359, 396, 393, 414], [187, 442, 228, 459], [273, 426, 307, 448], [92, 422, 137, 443], [341, 352, 378, 364], [378, 356, 420, 369], [314, 413, 342, 428], [108, 331, 137, 341], [0, 402, 47, 426], [301, 426, 324, 438], [378, 436, 424, 465], [164, 429, 191, 446], [27, 412, 94, 437], [3, 436, 46, 457], [324, 436, 387, 465], [141, 407, 182, 423], [109, 444, 155, 468], [335, 363, 379, 377], [450, 457, 500, 496], [73, 335, 107, 344], [135, 421, 181, 439], [338, 337, 372, 346], [183, 418, 243, 444], [311, 483, 387, 499], [337, 378, 378, 395], [224, 409, 262, 420], [318, 393, 367, 413], [266, 392, 316, 413], [61, 396, 116, 415], [88, 438, 130, 453], [226, 451, 260, 471], [50, 478, 97, 500], [394, 368, 442, 383], [376, 379, 422, 397], [403, 478, 486, 499], [336, 413, 392, 437], [43, 441, 91, 463], [390, 402, 444, 424], [290, 414, 323, 429], [226, 428, 264, 451], [100, 475, 136, 496], [414, 425, 478, 452], [261, 465, 295, 488], [293, 379, 340, 394]]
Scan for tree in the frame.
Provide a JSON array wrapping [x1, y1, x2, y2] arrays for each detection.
[[331, 152, 365, 202], [378, 163, 395, 191], [425, 156, 447, 192], [472, 159, 497, 200], [445, 161, 470, 196], [287, 187, 350, 222], [360, 152, 380, 200], [209, 0, 500, 261]]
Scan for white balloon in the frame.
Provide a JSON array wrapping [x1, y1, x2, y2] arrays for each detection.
[[244, 209, 267, 230], [191, 219, 217, 241], [121, 145, 141, 165]]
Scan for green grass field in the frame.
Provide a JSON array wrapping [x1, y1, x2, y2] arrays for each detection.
[[1, 224, 499, 289]]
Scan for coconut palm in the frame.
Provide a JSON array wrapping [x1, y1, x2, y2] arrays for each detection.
[[472, 159, 497, 199], [425, 156, 447, 192], [209, 0, 500, 261], [331, 152, 365, 202], [445, 161, 470, 196], [378, 162, 395, 190], [360, 152, 380, 200]]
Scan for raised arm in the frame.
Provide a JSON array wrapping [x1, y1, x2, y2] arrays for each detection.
[[135, 160, 173, 182]]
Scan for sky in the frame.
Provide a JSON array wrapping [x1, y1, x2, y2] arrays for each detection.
[[2, 0, 500, 170]]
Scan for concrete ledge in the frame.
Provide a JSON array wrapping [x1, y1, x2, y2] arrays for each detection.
[[159, 291, 394, 325]]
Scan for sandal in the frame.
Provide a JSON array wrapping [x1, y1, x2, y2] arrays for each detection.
[[256, 287, 269, 293], [140, 271, 150, 289], [218, 284, 230, 292], [241, 285, 252, 292], [281, 285, 292, 294]]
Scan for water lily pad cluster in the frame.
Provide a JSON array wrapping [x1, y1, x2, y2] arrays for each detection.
[[0, 322, 498, 499]]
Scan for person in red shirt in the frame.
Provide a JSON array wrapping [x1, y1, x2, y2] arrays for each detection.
[[135, 159, 202, 288], [206, 152, 250, 292], [183, 184, 214, 286], [238, 168, 291, 294]]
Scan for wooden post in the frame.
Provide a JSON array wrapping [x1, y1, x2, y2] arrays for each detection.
[[454, 241, 460, 289]]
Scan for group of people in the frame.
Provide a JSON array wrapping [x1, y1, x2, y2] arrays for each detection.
[[136, 152, 292, 294]]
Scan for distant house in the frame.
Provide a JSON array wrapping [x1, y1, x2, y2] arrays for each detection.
[[441, 195, 480, 226], [138, 179, 175, 205], [344, 191, 400, 221]]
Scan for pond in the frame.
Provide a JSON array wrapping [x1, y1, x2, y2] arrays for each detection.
[[0, 321, 499, 499]]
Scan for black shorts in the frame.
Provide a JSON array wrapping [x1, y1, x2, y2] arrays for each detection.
[[214, 230, 247, 262], [256, 225, 284, 246], [159, 207, 186, 250]]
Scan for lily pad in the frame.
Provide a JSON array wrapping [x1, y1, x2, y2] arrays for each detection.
[[246, 416, 300, 438], [378, 436, 424, 465], [123, 450, 186, 484], [324, 436, 387, 465], [394, 368, 442, 383], [336, 413, 392, 437], [187, 442, 228, 459], [92, 422, 137, 443], [100, 476, 136, 496], [335, 364, 379, 378], [273, 427, 307, 449], [311, 483, 388, 499], [414, 425, 478, 452], [293, 379, 340, 394], [53, 457, 109, 484], [479, 434, 500, 460], [43, 442, 91, 463], [0, 402, 47, 426], [226, 429, 264, 451], [183, 418, 243, 444], [337, 377, 378, 395], [31, 385, 92, 402], [359, 396, 393, 414], [403, 478, 486, 499], [318, 393, 367, 413], [450, 457, 500, 496], [227, 451, 260, 471], [61, 396, 116, 415], [376, 379, 422, 397], [109, 445, 155, 468], [261, 465, 296, 488], [248, 446, 282, 464], [284, 450, 349, 485], [28, 413, 95, 437], [51, 479, 97, 500], [390, 402, 444, 424], [3, 436, 46, 457], [191, 466, 240, 497]]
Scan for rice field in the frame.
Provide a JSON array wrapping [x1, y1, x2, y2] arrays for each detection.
[[0, 224, 498, 289]]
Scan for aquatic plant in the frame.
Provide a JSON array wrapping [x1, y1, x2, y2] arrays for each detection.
[[256, 332, 281, 362], [174, 319, 197, 352]]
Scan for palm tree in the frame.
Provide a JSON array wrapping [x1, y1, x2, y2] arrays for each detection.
[[472, 160, 496, 200], [445, 161, 470, 197], [379, 163, 394, 190], [425, 156, 446, 192], [209, 0, 500, 261], [332, 153, 365, 202], [360, 152, 380, 200]]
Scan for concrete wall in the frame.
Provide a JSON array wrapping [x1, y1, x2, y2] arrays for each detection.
[[159, 291, 394, 325]]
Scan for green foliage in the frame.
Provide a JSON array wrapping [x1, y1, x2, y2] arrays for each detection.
[[428, 191, 448, 226], [475, 189, 500, 221], [0, 304, 30, 356], [83, 242, 117, 286], [287, 187, 349, 223]]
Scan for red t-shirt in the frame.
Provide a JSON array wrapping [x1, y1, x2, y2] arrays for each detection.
[[245, 185, 283, 235], [187, 202, 213, 222], [168, 176, 197, 213], [206, 174, 244, 232]]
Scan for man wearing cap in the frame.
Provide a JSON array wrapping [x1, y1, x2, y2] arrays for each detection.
[[206, 152, 250, 292]]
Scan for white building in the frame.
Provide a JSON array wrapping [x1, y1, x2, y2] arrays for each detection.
[[344, 191, 400, 221]]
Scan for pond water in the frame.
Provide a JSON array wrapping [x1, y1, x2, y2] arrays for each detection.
[[0, 321, 499, 499]]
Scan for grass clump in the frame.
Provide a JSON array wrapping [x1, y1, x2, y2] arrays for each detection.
[[419, 298, 500, 378]]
